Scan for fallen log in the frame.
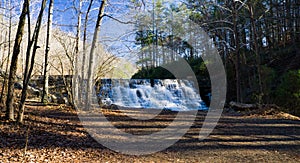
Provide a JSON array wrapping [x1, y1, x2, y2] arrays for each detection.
[[229, 101, 258, 111]]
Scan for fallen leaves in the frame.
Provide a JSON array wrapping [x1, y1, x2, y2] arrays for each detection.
[[0, 102, 299, 162]]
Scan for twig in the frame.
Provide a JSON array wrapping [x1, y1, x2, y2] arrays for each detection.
[[23, 126, 30, 155]]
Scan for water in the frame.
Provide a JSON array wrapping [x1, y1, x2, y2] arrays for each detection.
[[98, 79, 208, 111]]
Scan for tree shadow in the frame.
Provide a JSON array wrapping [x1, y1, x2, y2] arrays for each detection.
[[1, 106, 299, 155]]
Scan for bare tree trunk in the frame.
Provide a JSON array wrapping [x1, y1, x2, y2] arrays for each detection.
[[249, 4, 263, 104], [5, 0, 29, 121], [0, 0, 12, 105], [72, 0, 82, 110], [18, 0, 47, 123], [85, 0, 106, 110], [42, 0, 53, 103], [233, 1, 241, 103], [80, 0, 93, 106]]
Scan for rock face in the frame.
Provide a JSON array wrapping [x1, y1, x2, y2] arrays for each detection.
[[49, 93, 68, 104], [13, 81, 41, 97], [28, 87, 40, 97], [11, 75, 71, 105], [30, 75, 72, 105], [14, 82, 23, 89], [0, 72, 71, 105]]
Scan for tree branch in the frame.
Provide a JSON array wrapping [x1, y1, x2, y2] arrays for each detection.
[[102, 14, 135, 24]]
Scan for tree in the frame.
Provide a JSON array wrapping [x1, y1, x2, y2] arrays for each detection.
[[17, 0, 47, 123], [41, 0, 54, 103], [53, 29, 77, 108], [5, 0, 29, 121], [232, 0, 242, 103], [135, 1, 193, 67], [72, 0, 82, 109], [0, 0, 14, 105], [85, 0, 106, 110], [79, 0, 93, 106]]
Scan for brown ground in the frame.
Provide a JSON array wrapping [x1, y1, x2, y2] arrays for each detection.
[[0, 102, 299, 162]]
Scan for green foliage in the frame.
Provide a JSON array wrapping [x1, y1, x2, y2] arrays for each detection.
[[256, 66, 277, 104], [189, 57, 209, 78], [242, 64, 300, 116], [132, 57, 209, 80], [132, 66, 175, 79], [275, 70, 300, 115]]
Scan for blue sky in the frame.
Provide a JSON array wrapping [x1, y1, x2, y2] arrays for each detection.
[[48, 0, 184, 62], [50, 0, 141, 62]]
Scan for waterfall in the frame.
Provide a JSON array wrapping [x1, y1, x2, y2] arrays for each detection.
[[98, 79, 207, 111]]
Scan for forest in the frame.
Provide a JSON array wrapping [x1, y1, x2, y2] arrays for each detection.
[[0, 0, 299, 162], [133, 0, 300, 116]]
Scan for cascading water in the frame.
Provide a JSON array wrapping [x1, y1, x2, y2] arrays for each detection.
[[98, 79, 208, 111]]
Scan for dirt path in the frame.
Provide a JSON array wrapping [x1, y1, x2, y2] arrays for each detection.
[[0, 103, 299, 162]]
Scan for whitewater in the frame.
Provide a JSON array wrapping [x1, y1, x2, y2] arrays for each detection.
[[98, 79, 207, 111]]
